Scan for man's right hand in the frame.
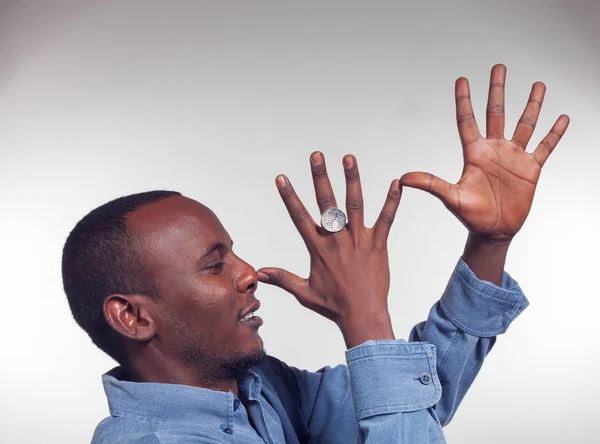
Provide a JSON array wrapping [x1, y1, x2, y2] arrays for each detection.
[[257, 152, 402, 349]]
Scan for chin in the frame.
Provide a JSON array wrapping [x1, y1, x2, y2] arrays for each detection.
[[224, 346, 267, 379], [244, 336, 266, 364], [242, 333, 265, 359]]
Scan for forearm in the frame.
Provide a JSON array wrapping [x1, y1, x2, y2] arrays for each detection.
[[461, 233, 512, 286]]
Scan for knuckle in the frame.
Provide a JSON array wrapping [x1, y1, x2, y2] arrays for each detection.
[[387, 191, 401, 204], [311, 164, 328, 180], [457, 113, 476, 123], [426, 175, 435, 192], [317, 196, 335, 209], [276, 271, 285, 287], [379, 211, 395, 225], [518, 117, 536, 128], [346, 199, 364, 211], [486, 104, 504, 115], [291, 209, 308, 224], [344, 170, 360, 182]]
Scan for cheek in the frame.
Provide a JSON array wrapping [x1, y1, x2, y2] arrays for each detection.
[[172, 278, 236, 326]]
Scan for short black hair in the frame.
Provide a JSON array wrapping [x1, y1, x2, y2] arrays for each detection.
[[62, 190, 182, 363]]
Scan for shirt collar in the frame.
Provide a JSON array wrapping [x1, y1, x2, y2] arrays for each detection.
[[102, 366, 262, 425]]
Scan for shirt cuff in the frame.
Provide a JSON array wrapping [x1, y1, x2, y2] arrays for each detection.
[[345, 340, 442, 420], [439, 258, 529, 338]]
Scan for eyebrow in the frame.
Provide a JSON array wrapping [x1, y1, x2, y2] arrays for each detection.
[[198, 239, 233, 262]]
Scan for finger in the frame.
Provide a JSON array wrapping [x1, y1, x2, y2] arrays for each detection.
[[258, 267, 328, 317], [343, 154, 364, 230], [486, 64, 506, 139], [512, 81, 546, 149], [310, 151, 338, 214], [456, 77, 482, 147], [257, 267, 309, 301], [276, 175, 317, 241], [400, 172, 457, 207], [373, 179, 402, 246], [532, 114, 570, 167]]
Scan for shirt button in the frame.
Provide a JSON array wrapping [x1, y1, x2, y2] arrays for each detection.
[[223, 427, 233, 435], [233, 399, 240, 411], [419, 373, 432, 385]]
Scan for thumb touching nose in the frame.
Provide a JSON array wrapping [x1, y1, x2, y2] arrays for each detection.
[[257, 267, 308, 303]]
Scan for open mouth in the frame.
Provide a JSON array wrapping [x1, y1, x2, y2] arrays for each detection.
[[240, 311, 256, 322], [238, 302, 263, 328], [238, 299, 263, 328]]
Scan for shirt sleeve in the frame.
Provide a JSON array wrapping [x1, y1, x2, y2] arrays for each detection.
[[273, 340, 445, 444], [276, 258, 528, 442], [408, 257, 529, 426], [345, 340, 446, 443]]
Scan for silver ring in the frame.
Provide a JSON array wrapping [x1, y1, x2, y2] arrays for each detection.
[[320, 208, 347, 233]]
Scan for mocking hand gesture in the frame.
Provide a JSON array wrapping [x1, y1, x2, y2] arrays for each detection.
[[401, 64, 570, 242], [257, 153, 402, 348]]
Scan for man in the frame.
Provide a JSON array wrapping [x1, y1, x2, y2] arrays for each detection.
[[62, 65, 568, 443]]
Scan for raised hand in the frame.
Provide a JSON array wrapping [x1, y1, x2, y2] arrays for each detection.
[[257, 152, 402, 348], [401, 64, 570, 242]]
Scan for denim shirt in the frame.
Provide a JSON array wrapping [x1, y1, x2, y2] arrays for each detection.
[[93, 259, 528, 443]]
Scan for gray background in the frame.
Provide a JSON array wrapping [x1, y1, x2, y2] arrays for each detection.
[[1, 1, 599, 443]]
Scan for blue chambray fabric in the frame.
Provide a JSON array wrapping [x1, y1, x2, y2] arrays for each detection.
[[92, 258, 528, 443]]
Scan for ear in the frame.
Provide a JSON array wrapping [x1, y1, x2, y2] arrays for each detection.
[[103, 294, 157, 342]]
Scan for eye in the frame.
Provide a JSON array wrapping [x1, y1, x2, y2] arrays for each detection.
[[206, 261, 225, 274]]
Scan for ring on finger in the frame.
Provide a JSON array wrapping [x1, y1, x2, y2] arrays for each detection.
[[320, 207, 347, 233]]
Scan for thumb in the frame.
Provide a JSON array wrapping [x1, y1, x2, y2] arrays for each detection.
[[400, 171, 455, 205], [257, 267, 308, 301]]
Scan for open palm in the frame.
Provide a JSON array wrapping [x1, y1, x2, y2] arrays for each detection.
[[401, 64, 569, 240]]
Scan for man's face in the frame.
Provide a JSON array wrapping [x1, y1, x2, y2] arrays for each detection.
[[127, 196, 264, 373]]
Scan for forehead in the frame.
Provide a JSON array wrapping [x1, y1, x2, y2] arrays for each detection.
[[126, 196, 229, 257]]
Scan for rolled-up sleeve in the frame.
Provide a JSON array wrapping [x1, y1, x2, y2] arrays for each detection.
[[410, 258, 529, 426], [439, 258, 529, 337]]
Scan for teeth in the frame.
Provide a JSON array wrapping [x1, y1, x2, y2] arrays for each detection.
[[241, 312, 255, 321]]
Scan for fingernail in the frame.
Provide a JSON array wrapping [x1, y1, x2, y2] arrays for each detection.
[[392, 179, 401, 191], [257, 271, 269, 282], [343, 155, 354, 169], [311, 152, 323, 166], [276, 175, 287, 188]]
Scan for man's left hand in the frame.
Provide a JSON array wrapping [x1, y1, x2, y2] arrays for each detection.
[[400, 64, 570, 243]]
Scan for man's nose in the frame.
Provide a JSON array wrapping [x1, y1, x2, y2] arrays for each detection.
[[235, 261, 258, 293]]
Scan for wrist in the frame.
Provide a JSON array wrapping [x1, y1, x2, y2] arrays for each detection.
[[462, 233, 512, 286], [467, 231, 514, 245], [337, 309, 395, 349], [465, 232, 512, 256]]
